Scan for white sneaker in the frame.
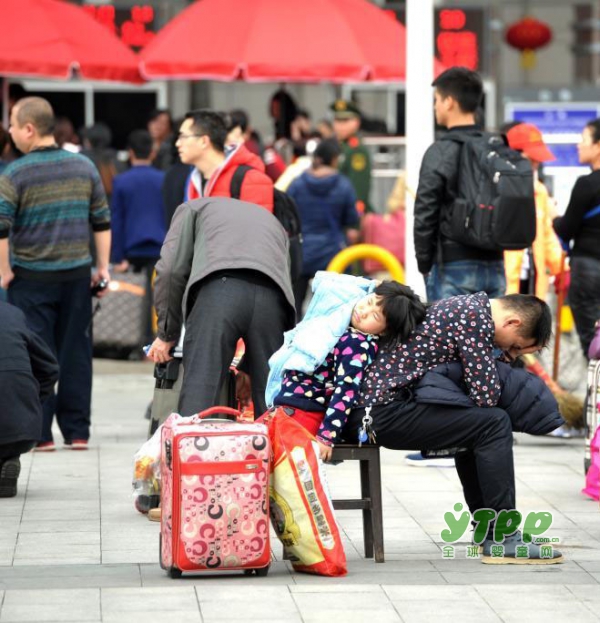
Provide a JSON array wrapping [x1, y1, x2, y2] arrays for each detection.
[[405, 452, 455, 467]]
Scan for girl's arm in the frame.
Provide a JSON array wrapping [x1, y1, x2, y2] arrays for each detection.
[[316, 331, 378, 451]]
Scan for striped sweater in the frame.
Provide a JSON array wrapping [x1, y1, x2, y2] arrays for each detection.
[[0, 147, 110, 273]]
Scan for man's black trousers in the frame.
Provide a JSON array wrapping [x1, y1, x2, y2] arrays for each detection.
[[347, 398, 516, 514], [9, 275, 92, 443], [178, 271, 289, 418]]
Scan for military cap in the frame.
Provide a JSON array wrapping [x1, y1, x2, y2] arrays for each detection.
[[330, 99, 361, 119]]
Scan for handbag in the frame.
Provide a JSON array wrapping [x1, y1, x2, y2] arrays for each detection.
[[589, 320, 600, 361], [361, 211, 405, 274]]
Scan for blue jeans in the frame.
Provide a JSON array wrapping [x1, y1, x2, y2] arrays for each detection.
[[426, 260, 506, 302], [569, 256, 600, 359], [8, 276, 93, 442]]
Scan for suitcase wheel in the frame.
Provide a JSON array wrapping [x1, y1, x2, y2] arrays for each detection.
[[168, 567, 182, 579], [245, 565, 270, 577]]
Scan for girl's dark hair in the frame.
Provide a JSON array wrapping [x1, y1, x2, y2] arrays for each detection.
[[313, 138, 341, 167], [374, 281, 427, 346], [585, 118, 600, 143]]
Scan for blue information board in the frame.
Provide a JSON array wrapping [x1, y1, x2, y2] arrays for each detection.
[[505, 104, 600, 168]]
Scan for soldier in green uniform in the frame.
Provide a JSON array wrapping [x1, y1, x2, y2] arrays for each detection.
[[330, 99, 373, 215]]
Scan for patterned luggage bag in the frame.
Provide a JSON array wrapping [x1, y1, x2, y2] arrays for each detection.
[[93, 271, 146, 358], [584, 359, 600, 473], [160, 407, 271, 578]]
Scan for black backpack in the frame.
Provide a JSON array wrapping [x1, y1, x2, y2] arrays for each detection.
[[230, 165, 303, 282], [442, 132, 536, 252]]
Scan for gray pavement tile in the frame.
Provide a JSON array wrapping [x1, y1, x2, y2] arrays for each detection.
[[101, 586, 198, 611], [17, 532, 100, 546], [294, 571, 448, 586], [495, 606, 600, 623], [289, 584, 385, 593], [292, 592, 395, 612], [197, 586, 299, 620], [17, 521, 99, 534], [1, 588, 100, 622], [300, 613, 402, 623], [473, 584, 574, 607], [384, 585, 479, 600], [203, 619, 303, 623], [0, 564, 141, 590], [392, 600, 501, 621], [101, 550, 158, 564], [19, 509, 99, 521], [12, 557, 100, 567], [441, 570, 597, 585], [13, 544, 100, 559], [103, 614, 201, 623], [567, 583, 600, 601]]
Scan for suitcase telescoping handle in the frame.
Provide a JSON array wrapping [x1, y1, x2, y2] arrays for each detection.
[[194, 406, 242, 421]]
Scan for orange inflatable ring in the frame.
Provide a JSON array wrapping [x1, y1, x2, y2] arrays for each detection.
[[326, 244, 405, 283]]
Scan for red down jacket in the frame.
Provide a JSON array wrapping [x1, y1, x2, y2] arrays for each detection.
[[206, 144, 274, 212]]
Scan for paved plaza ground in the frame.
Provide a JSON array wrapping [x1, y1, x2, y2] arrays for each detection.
[[0, 356, 599, 623]]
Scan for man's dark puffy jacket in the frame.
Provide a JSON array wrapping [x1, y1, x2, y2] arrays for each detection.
[[413, 361, 564, 436], [414, 126, 503, 275]]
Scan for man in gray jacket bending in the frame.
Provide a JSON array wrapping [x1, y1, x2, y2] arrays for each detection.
[[148, 197, 295, 416]]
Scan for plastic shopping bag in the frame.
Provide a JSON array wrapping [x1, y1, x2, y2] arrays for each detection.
[[258, 407, 347, 576], [582, 426, 600, 501], [132, 424, 163, 513]]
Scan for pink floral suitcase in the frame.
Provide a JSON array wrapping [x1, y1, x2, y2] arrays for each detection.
[[159, 407, 271, 578]]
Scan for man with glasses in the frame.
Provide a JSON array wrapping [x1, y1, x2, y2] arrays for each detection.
[[177, 110, 274, 212]]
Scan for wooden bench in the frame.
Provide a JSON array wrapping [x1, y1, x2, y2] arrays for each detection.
[[331, 443, 384, 563]]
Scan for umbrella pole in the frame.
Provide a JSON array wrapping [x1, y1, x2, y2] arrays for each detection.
[[2, 78, 8, 128]]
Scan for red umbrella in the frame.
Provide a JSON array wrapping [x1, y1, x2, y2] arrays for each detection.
[[140, 0, 444, 83], [0, 0, 142, 83]]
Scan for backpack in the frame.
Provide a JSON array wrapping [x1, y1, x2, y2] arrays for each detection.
[[442, 132, 536, 252], [230, 164, 303, 282]]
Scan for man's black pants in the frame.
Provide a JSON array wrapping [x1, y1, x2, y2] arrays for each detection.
[[570, 255, 600, 358], [178, 271, 289, 418], [347, 397, 516, 514], [9, 275, 92, 443]]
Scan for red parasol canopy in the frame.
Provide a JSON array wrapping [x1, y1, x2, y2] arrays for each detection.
[[0, 0, 142, 83], [140, 0, 445, 83]]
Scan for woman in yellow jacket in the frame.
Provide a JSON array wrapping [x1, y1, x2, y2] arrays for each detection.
[[504, 123, 564, 299]]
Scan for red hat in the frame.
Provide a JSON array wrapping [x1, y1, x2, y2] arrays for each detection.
[[506, 123, 556, 163]]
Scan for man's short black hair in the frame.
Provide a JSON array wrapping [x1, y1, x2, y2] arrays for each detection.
[[127, 129, 153, 159], [431, 67, 483, 114], [228, 109, 249, 133], [585, 118, 600, 143], [185, 109, 227, 153], [374, 281, 427, 346], [84, 122, 112, 149], [148, 108, 173, 127], [498, 294, 553, 348], [313, 138, 341, 167]]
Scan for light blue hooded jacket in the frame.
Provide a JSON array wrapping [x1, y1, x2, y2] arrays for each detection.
[[265, 271, 377, 406]]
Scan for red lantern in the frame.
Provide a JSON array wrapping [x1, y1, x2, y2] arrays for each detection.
[[505, 16, 552, 69]]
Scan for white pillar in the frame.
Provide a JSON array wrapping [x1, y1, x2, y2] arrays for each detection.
[[405, 0, 435, 299]]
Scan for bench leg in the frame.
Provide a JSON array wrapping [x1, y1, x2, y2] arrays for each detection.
[[369, 452, 385, 563], [359, 459, 374, 559]]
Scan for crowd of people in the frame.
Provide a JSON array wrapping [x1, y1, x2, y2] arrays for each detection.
[[1, 67, 599, 567]]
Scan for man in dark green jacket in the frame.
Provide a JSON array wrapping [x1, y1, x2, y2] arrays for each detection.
[[330, 99, 372, 215]]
